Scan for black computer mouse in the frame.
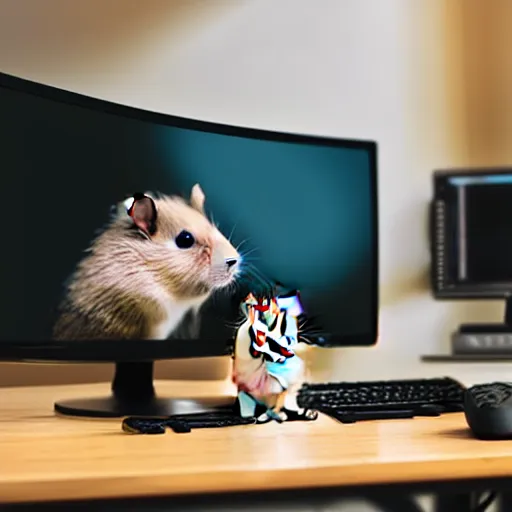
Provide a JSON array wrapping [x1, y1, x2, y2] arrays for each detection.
[[464, 382, 512, 440]]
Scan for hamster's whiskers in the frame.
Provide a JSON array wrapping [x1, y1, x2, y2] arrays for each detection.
[[239, 247, 260, 260], [235, 238, 252, 253], [227, 223, 238, 243], [209, 212, 220, 230], [238, 262, 273, 293]]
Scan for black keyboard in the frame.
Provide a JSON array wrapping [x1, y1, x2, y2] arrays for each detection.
[[297, 377, 466, 423]]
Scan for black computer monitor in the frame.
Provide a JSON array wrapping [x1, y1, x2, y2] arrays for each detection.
[[0, 72, 379, 417], [431, 168, 512, 328]]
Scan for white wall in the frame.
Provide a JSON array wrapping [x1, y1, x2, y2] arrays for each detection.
[[1, 0, 512, 387]]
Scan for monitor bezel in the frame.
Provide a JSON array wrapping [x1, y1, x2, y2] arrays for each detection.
[[0, 71, 379, 362]]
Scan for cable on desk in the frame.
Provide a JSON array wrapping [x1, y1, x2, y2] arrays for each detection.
[[471, 491, 497, 512]]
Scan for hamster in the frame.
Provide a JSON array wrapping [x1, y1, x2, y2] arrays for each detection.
[[52, 184, 240, 341]]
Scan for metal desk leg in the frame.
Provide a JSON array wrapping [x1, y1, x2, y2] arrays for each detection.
[[498, 492, 510, 511], [368, 495, 425, 512], [434, 492, 475, 512]]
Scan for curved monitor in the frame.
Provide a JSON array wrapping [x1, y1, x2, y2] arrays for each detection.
[[0, 72, 378, 364]]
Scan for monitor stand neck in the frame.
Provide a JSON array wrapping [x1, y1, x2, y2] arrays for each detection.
[[112, 362, 155, 402], [458, 294, 512, 333], [450, 295, 512, 357], [505, 295, 512, 326], [54, 361, 235, 419]]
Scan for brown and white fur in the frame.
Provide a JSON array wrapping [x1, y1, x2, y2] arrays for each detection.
[[53, 184, 240, 341]]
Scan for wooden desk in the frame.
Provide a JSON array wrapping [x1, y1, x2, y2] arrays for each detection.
[[2, 380, 512, 506]]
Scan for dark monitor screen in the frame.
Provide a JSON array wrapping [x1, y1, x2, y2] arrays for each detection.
[[432, 170, 512, 298], [0, 73, 378, 358], [466, 183, 512, 282]]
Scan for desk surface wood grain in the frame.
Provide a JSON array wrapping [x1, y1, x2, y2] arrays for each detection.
[[2, 380, 512, 504]]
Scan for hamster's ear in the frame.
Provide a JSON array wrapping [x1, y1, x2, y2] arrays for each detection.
[[126, 193, 158, 236], [190, 184, 205, 213]]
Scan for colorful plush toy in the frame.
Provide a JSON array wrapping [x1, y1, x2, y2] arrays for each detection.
[[232, 288, 318, 423]]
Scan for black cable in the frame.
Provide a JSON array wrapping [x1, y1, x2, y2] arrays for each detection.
[[471, 491, 497, 512]]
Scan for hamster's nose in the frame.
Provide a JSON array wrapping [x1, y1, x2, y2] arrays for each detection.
[[225, 258, 238, 269]]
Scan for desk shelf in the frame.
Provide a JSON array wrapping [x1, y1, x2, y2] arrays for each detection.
[[422, 354, 512, 362]]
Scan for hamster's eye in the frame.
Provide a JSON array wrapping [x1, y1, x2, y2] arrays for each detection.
[[175, 230, 195, 249]]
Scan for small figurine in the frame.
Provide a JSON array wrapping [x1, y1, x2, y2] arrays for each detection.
[[232, 288, 318, 423]]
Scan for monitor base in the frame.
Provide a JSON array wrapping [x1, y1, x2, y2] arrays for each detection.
[[54, 361, 235, 419], [54, 396, 235, 418], [449, 296, 512, 356]]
